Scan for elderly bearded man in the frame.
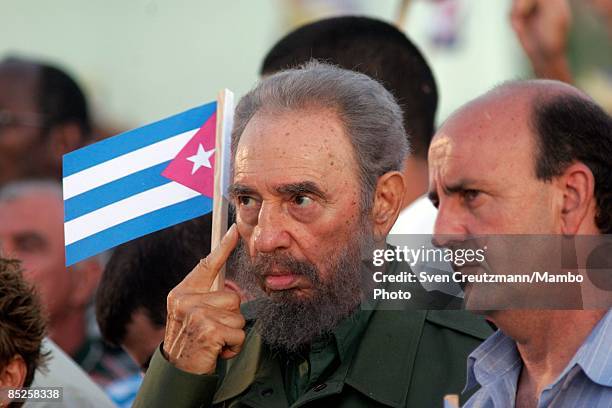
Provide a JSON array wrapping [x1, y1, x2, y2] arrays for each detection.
[[134, 63, 491, 407], [429, 80, 612, 407]]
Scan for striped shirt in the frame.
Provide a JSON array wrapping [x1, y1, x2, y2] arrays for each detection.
[[463, 310, 612, 407]]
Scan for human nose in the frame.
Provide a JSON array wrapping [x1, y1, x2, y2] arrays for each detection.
[[252, 201, 291, 254], [432, 199, 469, 248]]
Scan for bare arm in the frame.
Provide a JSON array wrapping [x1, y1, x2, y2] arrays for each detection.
[[510, 0, 573, 83]]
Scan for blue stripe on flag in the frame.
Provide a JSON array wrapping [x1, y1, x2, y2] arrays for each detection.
[[63, 102, 216, 177], [65, 195, 213, 266], [64, 162, 172, 222]]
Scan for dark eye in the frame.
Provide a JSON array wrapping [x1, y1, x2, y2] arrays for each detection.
[[238, 196, 257, 208], [15, 233, 46, 253], [293, 195, 313, 207], [463, 190, 480, 203]]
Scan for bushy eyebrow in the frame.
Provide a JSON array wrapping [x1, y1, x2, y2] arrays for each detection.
[[275, 181, 326, 199], [227, 184, 256, 199], [227, 181, 327, 200], [428, 178, 480, 204]]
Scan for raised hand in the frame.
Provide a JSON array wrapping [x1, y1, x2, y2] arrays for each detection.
[[163, 224, 245, 374], [510, 0, 573, 83]]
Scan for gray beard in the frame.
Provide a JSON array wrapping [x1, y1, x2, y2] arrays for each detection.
[[232, 224, 373, 353]]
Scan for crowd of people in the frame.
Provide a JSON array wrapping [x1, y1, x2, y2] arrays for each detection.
[[0, 1, 610, 407]]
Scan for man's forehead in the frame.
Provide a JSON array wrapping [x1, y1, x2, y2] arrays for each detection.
[[233, 107, 358, 183], [429, 134, 487, 184], [429, 105, 535, 184], [0, 193, 63, 224], [237, 107, 347, 149]]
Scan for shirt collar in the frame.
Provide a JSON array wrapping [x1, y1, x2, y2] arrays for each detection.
[[464, 309, 612, 394], [464, 329, 522, 393], [556, 309, 612, 388]]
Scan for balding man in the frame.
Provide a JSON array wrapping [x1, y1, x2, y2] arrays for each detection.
[[0, 182, 100, 359], [429, 80, 612, 407], [0, 180, 138, 387]]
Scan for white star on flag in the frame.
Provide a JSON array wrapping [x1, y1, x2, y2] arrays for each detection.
[[186, 144, 215, 175]]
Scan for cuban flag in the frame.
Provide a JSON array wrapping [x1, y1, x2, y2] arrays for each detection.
[[63, 101, 221, 266]]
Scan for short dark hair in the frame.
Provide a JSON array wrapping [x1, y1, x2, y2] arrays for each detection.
[[38, 62, 91, 137], [1, 56, 91, 138], [95, 215, 214, 347], [261, 16, 437, 158], [532, 93, 612, 233], [0, 257, 47, 387]]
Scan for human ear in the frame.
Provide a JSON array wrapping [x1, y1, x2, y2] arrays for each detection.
[[371, 171, 405, 239], [0, 355, 27, 388], [558, 162, 596, 235], [69, 258, 102, 309]]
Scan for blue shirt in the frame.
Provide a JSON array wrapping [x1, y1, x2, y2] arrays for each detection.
[[463, 310, 612, 407], [105, 373, 143, 408]]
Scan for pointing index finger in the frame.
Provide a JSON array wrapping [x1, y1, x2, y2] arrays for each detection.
[[184, 224, 240, 291]]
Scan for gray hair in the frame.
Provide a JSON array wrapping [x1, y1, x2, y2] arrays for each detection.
[[0, 180, 108, 265], [0, 180, 63, 203], [231, 61, 409, 210]]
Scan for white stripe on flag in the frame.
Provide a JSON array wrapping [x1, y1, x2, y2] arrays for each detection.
[[64, 182, 200, 245], [63, 128, 198, 200]]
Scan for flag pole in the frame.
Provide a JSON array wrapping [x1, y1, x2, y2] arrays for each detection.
[[211, 88, 234, 291], [395, 0, 411, 29]]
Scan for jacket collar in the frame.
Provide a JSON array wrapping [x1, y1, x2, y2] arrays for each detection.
[[344, 308, 427, 407], [212, 312, 421, 407], [213, 261, 492, 407], [213, 327, 263, 404]]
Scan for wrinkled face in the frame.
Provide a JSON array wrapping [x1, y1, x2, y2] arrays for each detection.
[[0, 193, 72, 319], [0, 65, 48, 184], [229, 107, 370, 350], [429, 97, 561, 309], [429, 98, 559, 238], [230, 107, 364, 297]]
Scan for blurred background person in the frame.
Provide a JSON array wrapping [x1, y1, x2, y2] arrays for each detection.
[[0, 258, 115, 407], [1, 1, 608, 143], [28, 338, 116, 408], [96, 214, 247, 407], [511, 0, 573, 83], [0, 257, 47, 408], [262, 16, 439, 234], [0, 57, 91, 185], [511, 0, 612, 110], [0, 180, 139, 387]]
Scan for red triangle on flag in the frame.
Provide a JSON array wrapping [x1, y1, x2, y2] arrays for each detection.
[[162, 113, 216, 198]]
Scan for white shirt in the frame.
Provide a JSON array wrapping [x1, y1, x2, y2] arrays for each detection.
[[26, 338, 116, 408], [387, 195, 463, 297], [389, 194, 437, 235]]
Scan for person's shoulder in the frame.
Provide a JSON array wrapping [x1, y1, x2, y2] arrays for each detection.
[[30, 338, 116, 407], [424, 310, 493, 340]]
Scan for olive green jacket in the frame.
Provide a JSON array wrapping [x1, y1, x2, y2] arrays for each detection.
[[134, 305, 491, 407]]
